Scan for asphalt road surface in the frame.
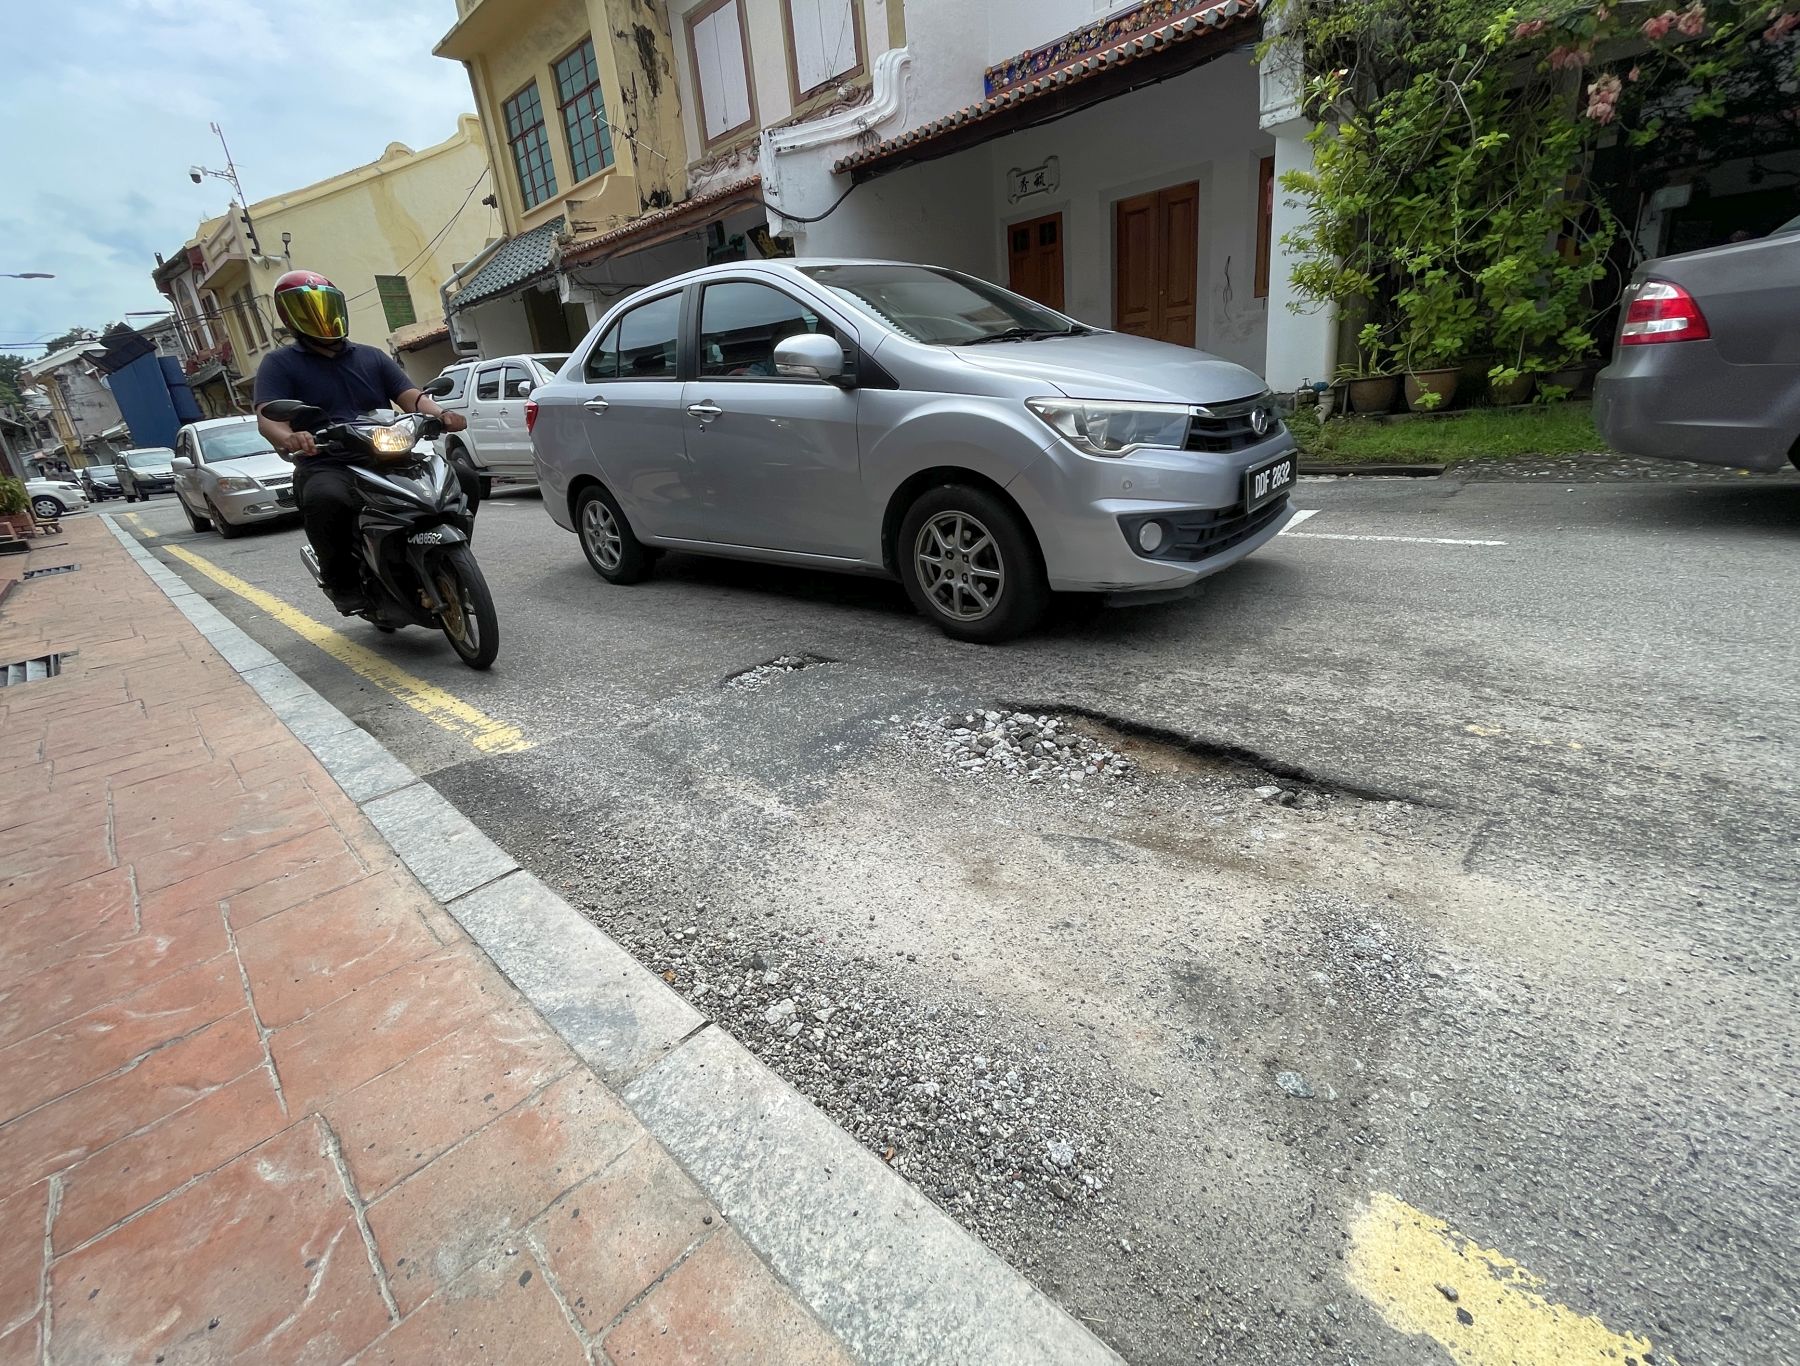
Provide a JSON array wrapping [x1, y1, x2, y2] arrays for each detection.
[[119, 465, 1799, 1366]]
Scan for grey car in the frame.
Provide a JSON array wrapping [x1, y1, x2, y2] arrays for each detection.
[[115, 447, 177, 501], [530, 260, 1296, 642], [170, 416, 297, 538], [1594, 224, 1800, 470]]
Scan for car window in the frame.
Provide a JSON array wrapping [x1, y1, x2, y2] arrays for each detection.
[[474, 367, 502, 401], [586, 293, 681, 382], [436, 367, 469, 401], [699, 282, 839, 379], [198, 424, 275, 462], [799, 263, 1075, 345], [502, 363, 534, 399]]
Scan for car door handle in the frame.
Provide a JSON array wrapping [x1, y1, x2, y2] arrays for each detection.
[[687, 402, 722, 420], [583, 398, 610, 414]]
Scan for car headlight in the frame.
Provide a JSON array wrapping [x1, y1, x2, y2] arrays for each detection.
[[370, 425, 418, 455], [213, 476, 257, 493], [1025, 398, 1191, 458]]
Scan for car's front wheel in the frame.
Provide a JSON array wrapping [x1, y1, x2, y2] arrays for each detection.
[[206, 498, 242, 539], [898, 485, 1049, 644], [576, 484, 653, 584], [181, 496, 211, 532], [31, 496, 63, 521]]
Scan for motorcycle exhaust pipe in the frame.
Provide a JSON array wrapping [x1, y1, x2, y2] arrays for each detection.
[[300, 545, 325, 587]]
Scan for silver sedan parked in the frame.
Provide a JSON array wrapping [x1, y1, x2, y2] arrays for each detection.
[[171, 416, 298, 538], [529, 260, 1296, 642]]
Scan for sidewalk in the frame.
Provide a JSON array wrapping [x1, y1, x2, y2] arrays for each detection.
[[0, 518, 853, 1364]]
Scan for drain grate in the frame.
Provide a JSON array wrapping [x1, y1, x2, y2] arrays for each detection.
[[1, 653, 67, 687], [21, 563, 80, 580]]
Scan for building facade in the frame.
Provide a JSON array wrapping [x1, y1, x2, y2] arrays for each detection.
[[23, 343, 125, 464]]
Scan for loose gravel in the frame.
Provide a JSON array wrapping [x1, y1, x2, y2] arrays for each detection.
[[725, 653, 833, 691], [909, 709, 1132, 786]]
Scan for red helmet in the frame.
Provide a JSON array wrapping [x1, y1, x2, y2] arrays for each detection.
[[272, 269, 348, 342]]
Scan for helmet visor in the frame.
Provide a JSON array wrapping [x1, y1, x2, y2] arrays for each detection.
[[278, 284, 348, 341]]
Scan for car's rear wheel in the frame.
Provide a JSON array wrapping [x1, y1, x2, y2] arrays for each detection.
[[206, 498, 242, 539], [898, 485, 1048, 644], [576, 484, 653, 584]]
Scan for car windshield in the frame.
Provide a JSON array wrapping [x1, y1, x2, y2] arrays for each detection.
[[798, 264, 1082, 345], [198, 425, 274, 462], [125, 451, 173, 469]]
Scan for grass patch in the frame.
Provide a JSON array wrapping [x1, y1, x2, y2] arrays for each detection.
[[1289, 402, 1604, 465]]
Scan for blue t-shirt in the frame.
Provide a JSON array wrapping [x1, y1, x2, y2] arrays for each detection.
[[253, 342, 418, 438]]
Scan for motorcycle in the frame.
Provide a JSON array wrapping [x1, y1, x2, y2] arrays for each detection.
[[258, 400, 500, 670]]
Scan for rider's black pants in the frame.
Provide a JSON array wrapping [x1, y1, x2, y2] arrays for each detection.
[[294, 459, 481, 595]]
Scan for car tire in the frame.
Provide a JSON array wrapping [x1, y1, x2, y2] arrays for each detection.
[[898, 484, 1049, 644], [575, 484, 653, 585], [207, 498, 242, 539], [446, 443, 493, 503], [31, 496, 63, 521], [181, 497, 211, 533]]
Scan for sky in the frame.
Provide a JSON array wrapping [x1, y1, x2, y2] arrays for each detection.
[[0, 0, 478, 360]]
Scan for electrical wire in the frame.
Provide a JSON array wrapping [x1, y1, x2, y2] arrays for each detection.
[[341, 167, 492, 305]]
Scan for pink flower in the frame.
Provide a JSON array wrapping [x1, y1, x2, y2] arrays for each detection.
[[1642, 10, 1676, 38], [1584, 71, 1622, 123], [1628, 64, 1642, 80], [1548, 44, 1592, 68], [1513, 16, 1548, 37], [1676, 1, 1706, 36], [1764, 10, 1800, 40]]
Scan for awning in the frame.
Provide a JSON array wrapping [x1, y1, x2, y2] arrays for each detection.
[[560, 178, 765, 267], [450, 217, 565, 312], [390, 320, 451, 353], [836, 0, 1261, 182]]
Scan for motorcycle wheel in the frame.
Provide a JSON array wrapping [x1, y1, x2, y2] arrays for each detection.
[[432, 545, 499, 670]]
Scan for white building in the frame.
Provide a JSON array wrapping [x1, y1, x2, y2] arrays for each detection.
[[608, 0, 1333, 390]]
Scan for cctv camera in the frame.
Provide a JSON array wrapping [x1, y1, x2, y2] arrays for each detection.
[[189, 169, 202, 184]]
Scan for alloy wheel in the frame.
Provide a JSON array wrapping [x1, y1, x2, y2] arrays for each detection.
[[436, 568, 480, 655], [914, 510, 1005, 622], [581, 498, 623, 572]]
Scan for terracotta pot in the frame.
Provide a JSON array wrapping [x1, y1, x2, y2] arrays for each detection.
[[1545, 365, 1589, 396], [1487, 372, 1536, 406], [1345, 375, 1400, 414], [1404, 367, 1461, 411]]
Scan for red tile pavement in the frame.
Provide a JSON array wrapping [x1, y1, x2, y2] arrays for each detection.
[[0, 519, 850, 1363]]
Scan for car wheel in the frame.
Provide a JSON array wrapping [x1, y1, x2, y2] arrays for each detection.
[[898, 485, 1049, 644], [207, 498, 242, 539], [181, 497, 211, 533], [576, 484, 653, 584], [31, 496, 63, 520]]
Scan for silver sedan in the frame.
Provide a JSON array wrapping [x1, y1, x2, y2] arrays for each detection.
[[171, 417, 298, 538]]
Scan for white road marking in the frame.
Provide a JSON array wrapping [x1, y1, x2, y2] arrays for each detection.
[[1282, 531, 1508, 547], [1282, 509, 1321, 531]]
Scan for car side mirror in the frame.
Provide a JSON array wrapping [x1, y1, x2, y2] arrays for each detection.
[[510, 380, 534, 399], [422, 376, 456, 398], [170, 456, 192, 472], [775, 334, 848, 384]]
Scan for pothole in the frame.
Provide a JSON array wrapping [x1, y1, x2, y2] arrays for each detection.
[[723, 653, 835, 692], [909, 709, 1133, 787]]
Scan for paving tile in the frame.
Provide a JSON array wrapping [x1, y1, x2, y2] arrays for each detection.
[[600, 1229, 850, 1366], [0, 901, 226, 1051], [50, 1119, 391, 1366], [325, 1006, 571, 1200], [54, 1067, 288, 1252], [533, 1138, 715, 1334], [0, 823, 114, 912], [130, 785, 333, 895], [367, 1070, 641, 1314], [0, 956, 240, 1123], [51, 733, 209, 781], [236, 872, 444, 1029], [0, 1012, 263, 1200], [137, 825, 362, 930], [0, 1316, 38, 1366], [270, 948, 508, 1114], [0, 1183, 46, 1337], [0, 866, 134, 983], [355, 1248, 585, 1366]]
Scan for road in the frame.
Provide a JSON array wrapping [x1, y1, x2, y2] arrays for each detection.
[[117, 465, 1800, 1366]]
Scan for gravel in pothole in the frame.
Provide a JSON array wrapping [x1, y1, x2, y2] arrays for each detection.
[[908, 709, 1132, 786], [725, 654, 833, 692]]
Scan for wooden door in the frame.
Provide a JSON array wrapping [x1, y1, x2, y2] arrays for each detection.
[[1007, 212, 1066, 310], [1113, 181, 1199, 346]]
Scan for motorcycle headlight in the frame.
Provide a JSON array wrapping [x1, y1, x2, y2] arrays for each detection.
[[213, 476, 257, 493], [370, 425, 418, 455], [1025, 398, 1192, 458]]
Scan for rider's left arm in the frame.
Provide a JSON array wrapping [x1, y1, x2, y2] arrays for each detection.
[[394, 386, 466, 433]]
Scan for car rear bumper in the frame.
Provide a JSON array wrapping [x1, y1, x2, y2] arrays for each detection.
[[1594, 345, 1796, 471]]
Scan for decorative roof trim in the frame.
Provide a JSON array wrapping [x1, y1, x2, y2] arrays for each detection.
[[559, 177, 764, 266]]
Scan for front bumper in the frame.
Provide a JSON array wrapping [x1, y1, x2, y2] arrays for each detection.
[[1594, 343, 1797, 471], [212, 482, 300, 525], [1007, 431, 1299, 592]]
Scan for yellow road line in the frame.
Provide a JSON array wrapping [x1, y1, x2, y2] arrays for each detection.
[[1347, 1192, 1677, 1364], [162, 543, 531, 756], [123, 512, 156, 538]]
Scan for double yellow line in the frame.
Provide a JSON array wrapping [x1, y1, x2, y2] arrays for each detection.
[[162, 543, 530, 756]]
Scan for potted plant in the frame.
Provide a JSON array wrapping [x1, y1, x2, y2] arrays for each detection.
[[0, 476, 32, 540], [1486, 365, 1537, 406], [1397, 267, 1475, 411]]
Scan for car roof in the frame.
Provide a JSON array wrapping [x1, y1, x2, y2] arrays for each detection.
[[182, 416, 257, 432], [439, 353, 566, 373]]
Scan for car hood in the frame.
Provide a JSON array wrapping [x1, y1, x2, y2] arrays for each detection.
[[950, 330, 1269, 404], [207, 452, 290, 482]]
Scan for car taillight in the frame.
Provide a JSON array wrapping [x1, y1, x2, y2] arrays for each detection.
[[1620, 280, 1711, 344], [524, 399, 539, 433]]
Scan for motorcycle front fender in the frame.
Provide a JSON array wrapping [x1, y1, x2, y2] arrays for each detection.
[[403, 531, 472, 614]]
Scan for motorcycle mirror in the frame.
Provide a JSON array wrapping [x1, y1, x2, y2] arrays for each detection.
[[422, 376, 456, 398], [260, 399, 326, 430]]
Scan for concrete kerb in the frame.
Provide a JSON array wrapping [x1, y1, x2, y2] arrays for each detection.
[[103, 513, 1123, 1366]]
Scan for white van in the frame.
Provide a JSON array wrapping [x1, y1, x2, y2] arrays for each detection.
[[429, 353, 567, 494]]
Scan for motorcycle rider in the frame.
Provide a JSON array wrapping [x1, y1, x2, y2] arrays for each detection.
[[254, 269, 472, 613]]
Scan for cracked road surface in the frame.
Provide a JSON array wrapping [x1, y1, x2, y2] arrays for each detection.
[[124, 465, 1800, 1366]]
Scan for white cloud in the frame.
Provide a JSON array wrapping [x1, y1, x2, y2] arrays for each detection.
[[0, 0, 475, 355]]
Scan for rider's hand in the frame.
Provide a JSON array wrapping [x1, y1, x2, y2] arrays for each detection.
[[439, 411, 468, 434], [279, 430, 317, 458]]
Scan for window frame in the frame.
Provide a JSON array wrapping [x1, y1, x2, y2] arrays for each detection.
[[781, 0, 866, 108], [474, 364, 504, 402], [501, 362, 535, 399], [1254, 155, 1275, 300], [696, 279, 846, 384], [685, 0, 758, 151], [552, 36, 616, 188], [581, 288, 687, 384], [503, 79, 560, 212]]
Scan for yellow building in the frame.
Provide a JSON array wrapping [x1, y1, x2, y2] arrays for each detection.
[[183, 116, 494, 389], [433, 0, 689, 354]]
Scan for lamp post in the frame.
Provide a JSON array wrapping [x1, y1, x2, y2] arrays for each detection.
[[0, 273, 54, 279], [190, 122, 263, 256]]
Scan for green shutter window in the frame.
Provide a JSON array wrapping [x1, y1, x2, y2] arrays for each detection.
[[376, 275, 417, 332]]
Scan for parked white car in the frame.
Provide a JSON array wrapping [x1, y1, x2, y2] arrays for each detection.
[[428, 353, 567, 494], [171, 416, 297, 538], [25, 477, 89, 520]]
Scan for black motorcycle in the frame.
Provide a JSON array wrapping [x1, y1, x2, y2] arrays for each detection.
[[259, 401, 499, 670]]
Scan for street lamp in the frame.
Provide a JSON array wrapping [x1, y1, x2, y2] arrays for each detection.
[[0, 273, 54, 279], [189, 122, 263, 256]]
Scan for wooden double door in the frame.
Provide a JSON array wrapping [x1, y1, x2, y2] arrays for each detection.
[[1006, 212, 1066, 311], [1113, 181, 1199, 346]]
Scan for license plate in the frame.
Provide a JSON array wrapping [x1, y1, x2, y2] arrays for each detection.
[[275, 490, 295, 507], [1244, 452, 1296, 512]]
